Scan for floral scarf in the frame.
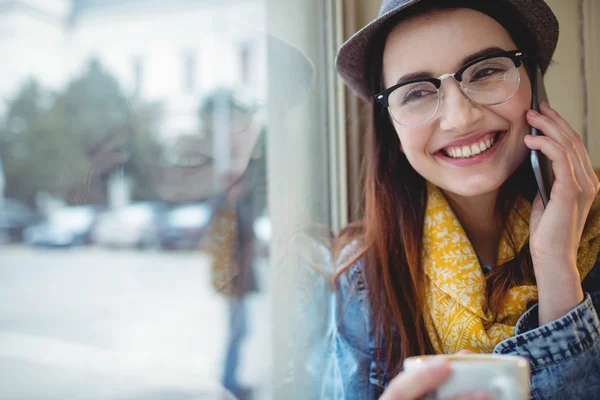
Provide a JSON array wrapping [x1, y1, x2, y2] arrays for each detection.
[[422, 182, 600, 353]]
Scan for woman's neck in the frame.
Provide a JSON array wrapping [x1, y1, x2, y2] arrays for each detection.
[[442, 189, 502, 267]]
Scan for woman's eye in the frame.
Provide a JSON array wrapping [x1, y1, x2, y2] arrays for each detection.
[[471, 67, 506, 81], [403, 90, 434, 103]]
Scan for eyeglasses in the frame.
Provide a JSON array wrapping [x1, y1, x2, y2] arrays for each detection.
[[375, 50, 526, 128]]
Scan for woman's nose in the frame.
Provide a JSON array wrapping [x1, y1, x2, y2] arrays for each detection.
[[438, 81, 483, 132]]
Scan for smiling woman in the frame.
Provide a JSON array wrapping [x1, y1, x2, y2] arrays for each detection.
[[324, 0, 600, 399]]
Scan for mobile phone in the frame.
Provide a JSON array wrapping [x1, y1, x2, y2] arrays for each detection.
[[530, 65, 555, 208]]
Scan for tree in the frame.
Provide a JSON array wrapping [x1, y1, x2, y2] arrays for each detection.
[[0, 79, 50, 205], [0, 59, 164, 206]]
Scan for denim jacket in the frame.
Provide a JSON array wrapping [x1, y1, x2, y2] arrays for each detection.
[[317, 243, 600, 400]]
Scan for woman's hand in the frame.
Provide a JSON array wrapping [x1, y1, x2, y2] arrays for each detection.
[[379, 358, 491, 400], [524, 102, 599, 324]]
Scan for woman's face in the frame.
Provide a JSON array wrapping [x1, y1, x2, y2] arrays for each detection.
[[155, 92, 262, 202], [382, 8, 532, 198]]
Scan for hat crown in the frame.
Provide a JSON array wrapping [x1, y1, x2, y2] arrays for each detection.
[[337, 0, 558, 100]]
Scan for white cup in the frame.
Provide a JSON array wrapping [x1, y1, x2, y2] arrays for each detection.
[[403, 354, 530, 400]]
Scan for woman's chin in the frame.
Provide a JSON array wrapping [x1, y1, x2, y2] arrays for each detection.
[[435, 177, 505, 199]]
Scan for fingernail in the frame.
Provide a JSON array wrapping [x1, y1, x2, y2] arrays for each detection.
[[529, 109, 540, 117], [541, 101, 549, 108]]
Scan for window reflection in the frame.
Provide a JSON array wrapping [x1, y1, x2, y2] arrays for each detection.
[[0, 0, 330, 397], [0, 1, 279, 399]]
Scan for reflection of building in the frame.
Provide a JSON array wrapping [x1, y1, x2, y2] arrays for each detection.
[[68, 0, 267, 140], [0, 0, 71, 115], [0, 0, 266, 140], [0, 0, 268, 204]]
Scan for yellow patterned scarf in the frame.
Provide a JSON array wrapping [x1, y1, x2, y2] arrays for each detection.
[[199, 202, 241, 297], [423, 182, 600, 354]]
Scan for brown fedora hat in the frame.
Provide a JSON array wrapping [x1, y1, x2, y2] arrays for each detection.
[[336, 0, 559, 101]]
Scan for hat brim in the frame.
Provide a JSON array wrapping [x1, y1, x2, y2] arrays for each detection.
[[336, 0, 559, 101]]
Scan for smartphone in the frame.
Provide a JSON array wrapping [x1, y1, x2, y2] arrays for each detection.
[[530, 65, 555, 208]]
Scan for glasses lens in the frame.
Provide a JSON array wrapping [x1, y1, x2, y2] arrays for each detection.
[[462, 57, 519, 105], [387, 81, 439, 127]]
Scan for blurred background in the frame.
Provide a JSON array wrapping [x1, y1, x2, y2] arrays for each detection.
[[0, 1, 598, 399]]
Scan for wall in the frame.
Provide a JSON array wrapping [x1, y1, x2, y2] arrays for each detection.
[[582, 0, 600, 165], [544, 0, 600, 165]]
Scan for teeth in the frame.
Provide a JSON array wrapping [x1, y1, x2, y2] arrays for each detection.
[[443, 132, 500, 159]]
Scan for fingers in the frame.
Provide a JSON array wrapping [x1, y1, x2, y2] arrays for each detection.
[[524, 134, 582, 199], [527, 109, 587, 182], [380, 357, 494, 400], [539, 102, 588, 156], [539, 102, 582, 143], [528, 104, 599, 196], [379, 359, 451, 400], [541, 102, 597, 190]]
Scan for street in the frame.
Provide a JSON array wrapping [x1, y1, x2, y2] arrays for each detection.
[[0, 245, 271, 399]]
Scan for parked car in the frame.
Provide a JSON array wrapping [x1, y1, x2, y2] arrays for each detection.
[[91, 202, 167, 249], [0, 199, 41, 243], [23, 206, 100, 247], [158, 203, 212, 250]]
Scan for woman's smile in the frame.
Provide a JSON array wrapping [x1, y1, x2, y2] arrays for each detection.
[[435, 130, 507, 166]]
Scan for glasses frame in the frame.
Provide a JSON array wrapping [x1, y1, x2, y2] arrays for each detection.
[[375, 50, 526, 128]]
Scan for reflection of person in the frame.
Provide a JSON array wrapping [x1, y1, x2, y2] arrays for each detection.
[[326, 0, 600, 399], [199, 88, 262, 400], [197, 34, 315, 399]]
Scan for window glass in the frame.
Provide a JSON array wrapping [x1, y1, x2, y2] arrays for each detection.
[[0, 1, 336, 398]]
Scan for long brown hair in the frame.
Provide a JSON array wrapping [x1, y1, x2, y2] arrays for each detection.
[[335, 0, 541, 383]]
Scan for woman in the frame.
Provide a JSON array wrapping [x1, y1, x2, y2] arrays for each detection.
[[327, 0, 600, 399], [198, 88, 264, 399]]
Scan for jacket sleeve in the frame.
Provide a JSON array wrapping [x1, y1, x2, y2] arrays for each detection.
[[316, 255, 382, 400], [493, 256, 600, 399]]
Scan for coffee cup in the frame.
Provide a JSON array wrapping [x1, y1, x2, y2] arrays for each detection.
[[403, 354, 530, 399]]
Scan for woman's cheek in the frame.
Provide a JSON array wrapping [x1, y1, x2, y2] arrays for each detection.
[[493, 87, 531, 136], [512, 70, 532, 116], [396, 133, 417, 158], [395, 132, 434, 176], [396, 123, 431, 150]]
